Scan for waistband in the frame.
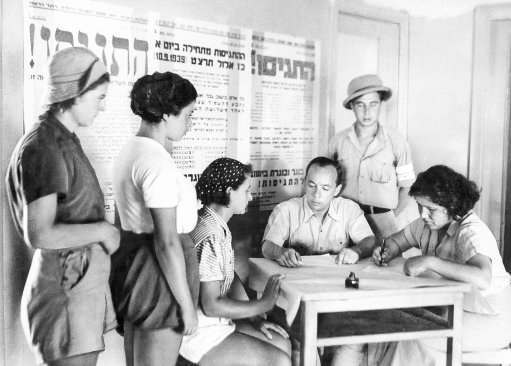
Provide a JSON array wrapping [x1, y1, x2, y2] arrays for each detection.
[[358, 204, 391, 215]]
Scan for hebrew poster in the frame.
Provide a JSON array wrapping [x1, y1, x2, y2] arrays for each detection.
[[24, 0, 319, 214]]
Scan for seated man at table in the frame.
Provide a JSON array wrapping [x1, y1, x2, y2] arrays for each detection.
[[262, 156, 377, 267], [261, 156, 378, 365]]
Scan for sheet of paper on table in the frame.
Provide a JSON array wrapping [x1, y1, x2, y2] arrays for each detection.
[[300, 254, 339, 267]]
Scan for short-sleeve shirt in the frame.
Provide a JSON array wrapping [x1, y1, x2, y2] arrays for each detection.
[[6, 114, 105, 236], [263, 195, 374, 254], [328, 123, 415, 209], [5, 114, 115, 363], [181, 208, 236, 363], [392, 211, 510, 293], [190, 206, 235, 296], [113, 136, 197, 234]]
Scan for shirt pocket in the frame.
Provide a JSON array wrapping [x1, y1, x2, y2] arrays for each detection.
[[368, 158, 394, 184], [333, 230, 348, 251]]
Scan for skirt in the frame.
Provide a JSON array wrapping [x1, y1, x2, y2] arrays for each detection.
[[110, 230, 200, 332]]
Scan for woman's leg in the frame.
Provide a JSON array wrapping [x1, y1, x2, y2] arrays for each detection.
[[130, 325, 183, 366], [330, 344, 365, 366], [124, 321, 134, 366], [200, 331, 291, 366], [47, 351, 99, 366], [235, 320, 292, 356]]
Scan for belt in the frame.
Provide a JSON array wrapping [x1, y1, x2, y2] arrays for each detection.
[[359, 204, 391, 215]]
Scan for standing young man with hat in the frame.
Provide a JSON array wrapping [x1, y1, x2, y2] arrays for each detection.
[[328, 74, 415, 241]]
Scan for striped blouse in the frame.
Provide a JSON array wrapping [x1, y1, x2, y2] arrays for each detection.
[[190, 206, 235, 296]]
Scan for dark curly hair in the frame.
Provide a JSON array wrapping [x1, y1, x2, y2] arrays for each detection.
[[410, 165, 480, 218], [196, 158, 252, 206], [306, 156, 345, 187], [130, 71, 197, 123]]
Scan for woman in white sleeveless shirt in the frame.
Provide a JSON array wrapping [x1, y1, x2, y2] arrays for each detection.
[[112, 72, 199, 366]]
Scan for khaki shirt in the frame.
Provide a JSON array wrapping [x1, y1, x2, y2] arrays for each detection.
[[262, 196, 373, 254], [329, 123, 415, 209]]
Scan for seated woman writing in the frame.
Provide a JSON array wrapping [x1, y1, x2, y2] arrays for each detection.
[[179, 157, 291, 366], [371, 164, 511, 365]]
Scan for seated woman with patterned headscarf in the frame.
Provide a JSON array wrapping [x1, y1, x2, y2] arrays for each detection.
[[179, 157, 291, 366]]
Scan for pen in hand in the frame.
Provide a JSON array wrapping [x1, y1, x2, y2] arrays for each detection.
[[379, 238, 386, 266]]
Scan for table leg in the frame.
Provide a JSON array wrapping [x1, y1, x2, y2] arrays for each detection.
[[300, 301, 317, 366], [446, 294, 463, 366]]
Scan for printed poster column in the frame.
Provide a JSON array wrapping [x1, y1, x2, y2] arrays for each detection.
[[152, 17, 252, 179], [250, 31, 320, 210], [24, 0, 252, 221]]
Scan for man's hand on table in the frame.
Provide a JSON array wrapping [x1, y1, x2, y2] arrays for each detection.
[[335, 247, 360, 264], [276, 248, 302, 267]]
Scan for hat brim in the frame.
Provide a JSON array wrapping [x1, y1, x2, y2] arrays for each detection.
[[343, 86, 392, 109], [42, 58, 108, 105]]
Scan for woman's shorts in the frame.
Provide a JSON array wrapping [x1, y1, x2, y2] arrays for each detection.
[[22, 244, 117, 364], [110, 231, 200, 332]]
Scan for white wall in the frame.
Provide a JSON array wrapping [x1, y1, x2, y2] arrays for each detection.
[[406, 12, 473, 175]]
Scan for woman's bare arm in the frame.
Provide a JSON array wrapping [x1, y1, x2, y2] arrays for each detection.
[[26, 193, 119, 253], [200, 274, 281, 319], [150, 207, 197, 335]]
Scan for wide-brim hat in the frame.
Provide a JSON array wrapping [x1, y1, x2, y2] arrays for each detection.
[[43, 47, 108, 105], [343, 74, 392, 109]]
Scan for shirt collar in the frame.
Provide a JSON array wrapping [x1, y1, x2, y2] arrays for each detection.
[[347, 124, 359, 148], [44, 113, 80, 143], [365, 123, 387, 157], [446, 210, 473, 237], [347, 122, 386, 156], [204, 206, 230, 234], [300, 196, 341, 223]]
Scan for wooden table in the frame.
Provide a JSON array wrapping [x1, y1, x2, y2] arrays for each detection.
[[248, 256, 470, 366]]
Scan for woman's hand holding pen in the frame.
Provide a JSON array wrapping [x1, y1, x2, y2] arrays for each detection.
[[372, 239, 399, 266]]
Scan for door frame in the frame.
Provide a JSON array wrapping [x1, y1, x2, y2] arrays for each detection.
[[327, 0, 409, 141], [470, 5, 511, 265]]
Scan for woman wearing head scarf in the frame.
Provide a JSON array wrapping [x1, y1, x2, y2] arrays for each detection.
[[111, 71, 200, 366], [5, 47, 119, 366], [179, 157, 291, 366]]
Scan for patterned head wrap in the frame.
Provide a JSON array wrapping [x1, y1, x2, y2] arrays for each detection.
[[196, 157, 250, 205]]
